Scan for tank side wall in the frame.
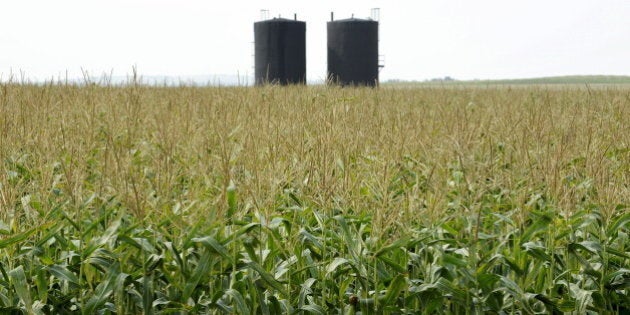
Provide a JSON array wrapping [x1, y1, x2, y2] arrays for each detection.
[[282, 22, 306, 84], [255, 21, 306, 85], [327, 21, 378, 86]]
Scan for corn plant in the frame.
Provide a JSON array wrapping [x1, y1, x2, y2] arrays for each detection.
[[0, 82, 628, 313]]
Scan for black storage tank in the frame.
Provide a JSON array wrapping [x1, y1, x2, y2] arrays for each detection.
[[327, 17, 379, 86], [254, 17, 306, 85]]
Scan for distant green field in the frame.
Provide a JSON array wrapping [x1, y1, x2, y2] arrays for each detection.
[[386, 75, 630, 86]]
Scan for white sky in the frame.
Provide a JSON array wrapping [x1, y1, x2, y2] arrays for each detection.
[[1, 0, 628, 82]]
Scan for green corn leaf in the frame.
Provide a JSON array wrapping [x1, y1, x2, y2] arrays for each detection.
[[225, 289, 250, 315], [326, 257, 349, 275], [96, 218, 122, 246], [591, 292, 608, 311], [224, 222, 260, 244], [248, 261, 287, 296], [182, 251, 212, 301], [334, 215, 360, 259], [569, 283, 593, 314], [142, 273, 154, 315], [577, 241, 602, 255], [568, 243, 602, 279], [33, 224, 63, 248], [268, 295, 286, 313], [605, 247, 630, 259], [52, 232, 75, 251], [520, 212, 553, 244], [607, 211, 630, 237], [374, 236, 411, 257], [477, 273, 500, 292], [258, 287, 272, 315], [522, 242, 552, 262], [300, 229, 323, 251], [134, 237, 157, 254], [163, 241, 186, 276], [604, 268, 630, 289], [242, 241, 259, 264], [311, 209, 326, 231], [376, 255, 406, 274], [382, 274, 407, 306], [192, 235, 231, 260], [603, 268, 630, 282], [81, 210, 119, 241], [83, 274, 115, 314], [434, 277, 466, 303], [502, 256, 525, 276], [151, 297, 169, 308], [0, 262, 10, 285], [477, 254, 505, 274], [442, 253, 468, 268], [48, 264, 80, 285], [0, 227, 39, 249], [300, 304, 326, 315], [499, 276, 522, 297], [556, 298, 576, 312], [491, 213, 515, 226], [60, 210, 81, 232], [114, 272, 129, 314], [35, 269, 48, 304], [9, 266, 32, 314], [532, 293, 560, 314], [298, 278, 316, 308], [118, 235, 143, 251], [87, 256, 115, 272], [214, 299, 232, 313], [499, 276, 537, 313], [301, 249, 319, 278]]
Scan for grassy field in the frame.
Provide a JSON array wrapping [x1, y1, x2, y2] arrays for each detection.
[[385, 75, 630, 87], [0, 83, 628, 313]]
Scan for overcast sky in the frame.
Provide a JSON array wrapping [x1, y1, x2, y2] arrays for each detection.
[[1, 0, 628, 82]]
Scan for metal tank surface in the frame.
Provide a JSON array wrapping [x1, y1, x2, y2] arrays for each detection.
[[254, 17, 306, 85], [327, 17, 379, 86]]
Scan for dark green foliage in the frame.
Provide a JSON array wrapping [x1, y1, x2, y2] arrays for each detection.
[[0, 195, 627, 313]]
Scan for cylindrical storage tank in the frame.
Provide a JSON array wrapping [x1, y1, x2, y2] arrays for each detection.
[[327, 18, 379, 86], [254, 18, 306, 85]]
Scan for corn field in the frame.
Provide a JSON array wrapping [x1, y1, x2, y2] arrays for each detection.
[[0, 82, 628, 314]]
